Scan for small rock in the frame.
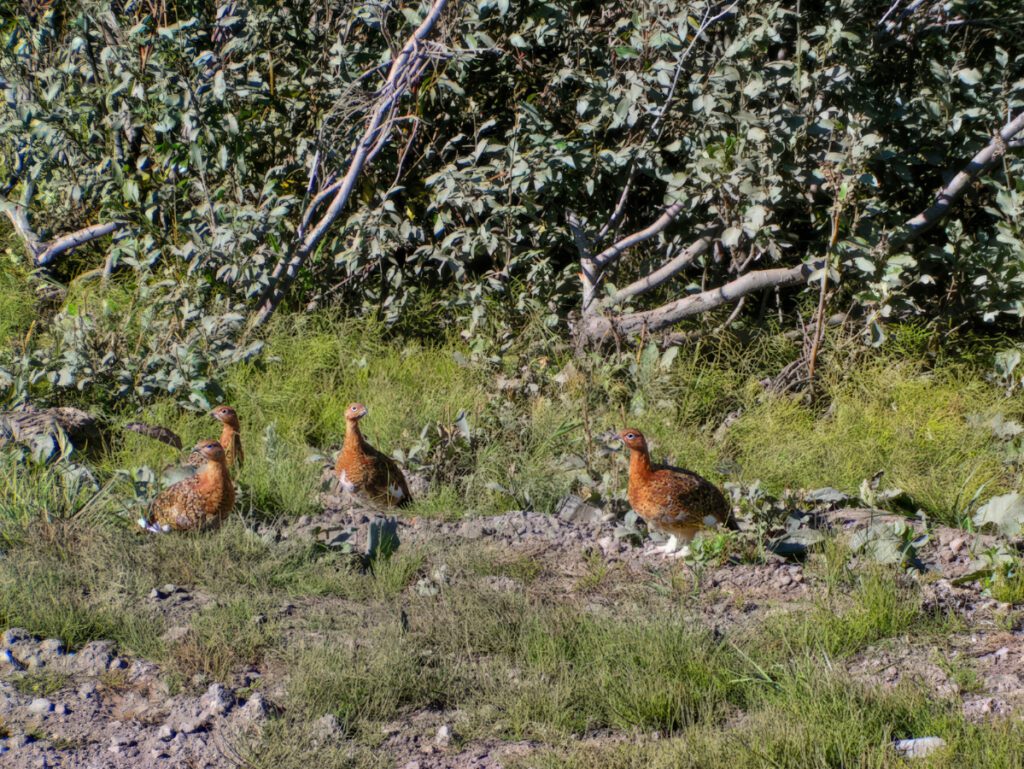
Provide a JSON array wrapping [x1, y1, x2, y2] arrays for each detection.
[[77, 681, 99, 700], [28, 697, 53, 714], [109, 734, 136, 753], [71, 641, 114, 676], [236, 692, 270, 724], [38, 639, 64, 657], [312, 713, 340, 741], [948, 538, 965, 554], [9, 734, 33, 748], [435, 724, 452, 747], [161, 626, 191, 645], [178, 714, 211, 734], [556, 495, 606, 524], [893, 737, 947, 758], [107, 657, 128, 671], [1, 628, 32, 648], [200, 683, 233, 716], [22, 652, 45, 670], [400, 762, 422, 769], [158, 725, 176, 741], [777, 574, 793, 588], [415, 578, 440, 597], [1, 649, 26, 671], [53, 703, 68, 715]]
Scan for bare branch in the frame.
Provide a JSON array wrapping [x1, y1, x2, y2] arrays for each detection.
[[605, 226, 717, 305], [34, 221, 125, 267], [584, 259, 824, 340], [592, 200, 685, 270], [894, 110, 1024, 246], [253, 0, 452, 327], [3, 177, 123, 267], [1, 200, 42, 259]]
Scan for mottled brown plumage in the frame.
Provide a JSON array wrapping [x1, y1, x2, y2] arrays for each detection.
[[187, 405, 243, 468], [334, 403, 412, 508], [619, 427, 734, 555], [141, 440, 235, 533]]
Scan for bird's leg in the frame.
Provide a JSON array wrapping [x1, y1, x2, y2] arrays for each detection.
[[644, 534, 679, 557], [665, 542, 691, 560]]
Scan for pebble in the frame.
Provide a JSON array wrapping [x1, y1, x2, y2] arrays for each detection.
[[158, 725, 176, 741], [39, 639, 64, 656], [1, 628, 31, 647], [435, 724, 452, 747], [28, 697, 54, 714], [54, 703, 68, 715], [948, 537, 965, 554], [200, 683, 234, 716]]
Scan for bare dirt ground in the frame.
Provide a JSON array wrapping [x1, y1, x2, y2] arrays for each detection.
[[1, 499, 1022, 769]]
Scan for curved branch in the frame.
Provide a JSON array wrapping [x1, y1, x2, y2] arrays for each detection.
[[34, 221, 125, 266], [585, 259, 824, 339], [253, 0, 452, 327], [604, 227, 717, 305], [895, 110, 1024, 246], [592, 200, 685, 270]]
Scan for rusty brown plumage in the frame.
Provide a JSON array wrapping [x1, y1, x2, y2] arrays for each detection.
[[142, 440, 235, 533], [187, 405, 243, 469], [619, 427, 734, 554], [334, 403, 412, 508]]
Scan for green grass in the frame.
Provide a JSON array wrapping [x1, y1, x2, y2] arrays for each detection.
[[724, 358, 1017, 522], [169, 597, 277, 683], [38, 311, 1016, 525], [9, 670, 70, 697], [0, 259, 37, 348], [986, 560, 1024, 605]]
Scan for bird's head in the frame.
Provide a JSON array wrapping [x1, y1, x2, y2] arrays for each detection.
[[194, 439, 226, 462], [210, 405, 240, 428], [617, 428, 648, 453], [345, 402, 368, 421]]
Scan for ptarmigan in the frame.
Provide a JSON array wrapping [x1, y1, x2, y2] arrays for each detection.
[[619, 427, 736, 556], [140, 439, 235, 533], [187, 405, 243, 468], [335, 403, 412, 508]]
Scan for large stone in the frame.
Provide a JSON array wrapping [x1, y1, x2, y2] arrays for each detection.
[[893, 737, 947, 759], [69, 641, 115, 676]]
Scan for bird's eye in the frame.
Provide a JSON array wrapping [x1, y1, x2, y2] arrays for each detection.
[[626, 433, 635, 440]]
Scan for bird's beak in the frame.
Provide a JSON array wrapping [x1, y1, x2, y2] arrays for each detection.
[[597, 429, 623, 446]]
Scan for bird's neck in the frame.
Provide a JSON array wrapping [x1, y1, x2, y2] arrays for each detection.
[[629, 447, 654, 480], [343, 419, 367, 453], [197, 458, 231, 491], [219, 422, 240, 449]]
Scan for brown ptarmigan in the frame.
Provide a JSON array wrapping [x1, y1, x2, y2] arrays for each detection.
[[334, 403, 412, 508], [187, 405, 243, 469], [139, 439, 235, 533], [619, 427, 736, 557]]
